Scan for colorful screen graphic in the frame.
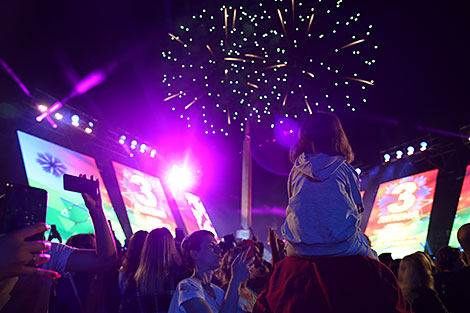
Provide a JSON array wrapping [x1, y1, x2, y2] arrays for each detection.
[[112, 162, 178, 235], [449, 165, 470, 248], [365, 169, 439, 259], [17, 131, 125, 243], [173, 191, 218, 239]]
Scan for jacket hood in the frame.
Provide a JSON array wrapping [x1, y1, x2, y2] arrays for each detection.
[[294, 152, 346, 182]]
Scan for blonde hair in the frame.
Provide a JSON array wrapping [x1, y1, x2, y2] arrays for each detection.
[[398, 252, 435, 303], [290, 112, 354, 163], [134, 228, 182, 294]]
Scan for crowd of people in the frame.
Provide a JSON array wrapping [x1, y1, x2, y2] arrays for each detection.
[[1, 112, 469, 313]]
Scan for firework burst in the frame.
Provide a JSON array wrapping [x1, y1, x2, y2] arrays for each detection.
[[163, 0, 377, 134]]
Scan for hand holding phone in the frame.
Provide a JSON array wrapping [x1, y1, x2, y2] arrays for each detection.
[[242, 239, 255, 259], [63, 173, 99, 196], [63, 174, 102, 213], [1, 183, 48, 241], [0, 223, 60, 280]]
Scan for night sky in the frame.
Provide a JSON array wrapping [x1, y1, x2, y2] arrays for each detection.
[[1, 0, 468, 240]]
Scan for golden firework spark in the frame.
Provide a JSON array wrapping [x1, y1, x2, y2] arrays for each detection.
[[247, 82, 259, 89], [338, 39, 365, 50], [343, 76, 374, 86], [206, 45, 215, 57], [305, 71, 315, 78], [164, 91, 183, 102], [277, 9, 288, 37], [304, 97, 313, 114], [185, 98, 197, 110], [262, 63, 287, 70], [168, 33, 185, 45], [306, 14, 315, 37], [244, 54, 264, 59], [292, 0, 296, 27], [232, 8, 237, 30], [224, 7, 228, 41], [282, 92, 288, 106], [224, 57, 246, 62], [227, 110, 231, 125]]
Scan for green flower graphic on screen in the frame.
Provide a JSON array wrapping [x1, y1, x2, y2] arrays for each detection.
[[36, 153, 67, 177], [17, 130, 125, 244]]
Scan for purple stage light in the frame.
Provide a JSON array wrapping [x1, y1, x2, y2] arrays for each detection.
[[0, 57, 31, 97], [36, 101, 63, 128], [69, 70, 107, 98]]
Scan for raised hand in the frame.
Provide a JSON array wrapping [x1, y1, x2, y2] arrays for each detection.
[[0, 223, 60, 280], [230, 248, 254, 285], [79, 174, 102, 213], [268, 228, 284, 265]]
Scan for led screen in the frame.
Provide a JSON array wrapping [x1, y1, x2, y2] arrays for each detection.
[[365, 169, 439, 259], [449, 165, 470, 248], [17, 130, 125, 243], [173, 191, 218, 239], [112, 161, 178, 235]]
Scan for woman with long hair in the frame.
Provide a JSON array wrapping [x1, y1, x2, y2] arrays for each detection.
[[119, 230, 148, 294], [120, 228, 185, 313], [398, 252, 448, 313]]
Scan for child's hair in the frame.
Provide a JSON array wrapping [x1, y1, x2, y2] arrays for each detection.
[[181, 230, 215, 269], [290, 112, 354, 163]]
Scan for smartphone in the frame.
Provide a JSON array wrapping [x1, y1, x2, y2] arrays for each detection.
[[223, 234, 236, 251], [242, 239, 255, 259], [175, 228, 185, 243], [1, 183, 47, 241], [63, 173, 99, 196]]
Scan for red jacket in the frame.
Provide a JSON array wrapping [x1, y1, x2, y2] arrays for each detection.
[[254, 255, 411, 313]]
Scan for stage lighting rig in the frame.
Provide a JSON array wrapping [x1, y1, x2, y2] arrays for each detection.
[[380, 136, 434, 164]]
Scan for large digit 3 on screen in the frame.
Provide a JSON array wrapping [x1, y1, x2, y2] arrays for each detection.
[[365, 169, 439, 259], [112, 162, 178, 235], [17, 131, 125, 243], [449, 165, 470, 248]]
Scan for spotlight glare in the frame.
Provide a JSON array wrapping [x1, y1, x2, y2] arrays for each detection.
[[384, 153, 391, 162], [167, 165, 194, 191], [84, 127, 92, 134], [54, 113, 63, 120], [355, 168, 362, 175], [396, 150, 403, 159], [38, 104, 48, 112]]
